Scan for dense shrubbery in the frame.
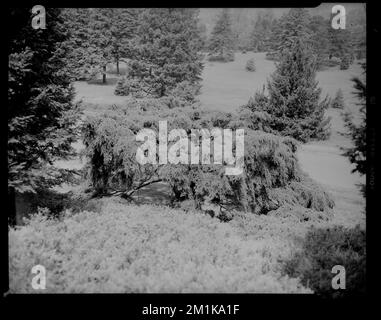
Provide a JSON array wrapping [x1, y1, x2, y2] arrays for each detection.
[[331, 89, 345, 109], [82, 101, 334, 217], [245, 58, 256, 71], [9, 201, 311, 293], [282, 225, 366, 297]]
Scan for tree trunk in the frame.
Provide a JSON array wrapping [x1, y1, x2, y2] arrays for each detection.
[[116, 59, 120, 76], [102, 65, 107, 84]]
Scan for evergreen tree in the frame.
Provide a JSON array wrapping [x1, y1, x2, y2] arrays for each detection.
[[249, 39, 330, 142], [308, 15, 330, 69], [331, 89, 345, 109], [343, 63, 366, 192], [116, 8, 204, 98], [208, 9, 235, 62], [250, 11, 274, 52], [271, 9, 312, 54], [8, 8, 79, 196], [62, 8, 138, 82]]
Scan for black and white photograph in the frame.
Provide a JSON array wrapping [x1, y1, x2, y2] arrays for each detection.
[[5, 3, 370, 301]]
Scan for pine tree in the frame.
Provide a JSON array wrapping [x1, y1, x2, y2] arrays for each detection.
[[253, 39, 330, 142], [8, 8, 79, 195], [208, 9, 235, 62], [250, 11, 274, 52], [116, 8, 204, 98]]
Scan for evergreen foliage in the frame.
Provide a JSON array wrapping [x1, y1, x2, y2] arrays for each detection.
[[208, 9, 235, 62], [115, 8, 204, 98], [8, 8, 80, 195], [343, 63, 366, 192], [244, 39, 330, 142]]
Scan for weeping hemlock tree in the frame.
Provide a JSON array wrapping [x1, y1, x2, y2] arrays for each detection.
[[115, 8, 203, 98], [245, 39, 330, 142], [8, 8, 79, 222], [207, 9, 235, 62]]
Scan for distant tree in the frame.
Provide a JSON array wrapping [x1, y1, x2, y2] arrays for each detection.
[[208, 9, 235, 61], [331, 89, 345, 109], [8, 8, 79, 223], [308, 15, 330, 69], [343, 63, 366, 193], [246, 39, 330, 142], [270, 9, 312, 54], [115, 8, 204, 98], [249, 11, 274, 52], [328, 13, 354, 63]]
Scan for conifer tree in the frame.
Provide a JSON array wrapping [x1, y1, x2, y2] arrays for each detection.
[[62, 8, 138, 82], [343, 63, 366, 192], [208, 9, 235, 62], [8, 8, 79, 195], [116, 8, 204, 98], [271, 8, 312, 54], [248, 39, 330, 142]]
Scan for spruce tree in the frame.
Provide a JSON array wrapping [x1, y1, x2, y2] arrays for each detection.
[[8, 8, 79, 195], [116, 8, 204, 98], [253, 39, 330, 142], [208, 9, 235, 62]]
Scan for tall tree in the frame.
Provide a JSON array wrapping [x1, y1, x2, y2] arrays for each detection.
[[8, 8, 79, 201], [62, 8, 138, 83], [270, 8, 312, 54], [208, 9, 235, 61], [116, 8, 204, 98]]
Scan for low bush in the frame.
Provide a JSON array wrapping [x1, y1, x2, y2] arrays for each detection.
[[245, 58, 256, 72], [282, 225, 366, 297], [114, 77, 147, 98], [265, 51, 279, 61], [9, 201, 310, 293]]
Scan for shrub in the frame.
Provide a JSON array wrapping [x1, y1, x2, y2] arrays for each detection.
[[245, 58, 256, 72], [82, 103, 334, 218], [331, 89, 345, 109], [9, 201, 310, 293], [282, 225, 366, 297], [114, 77, 147, 98], [340, 55, 350, 70]]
